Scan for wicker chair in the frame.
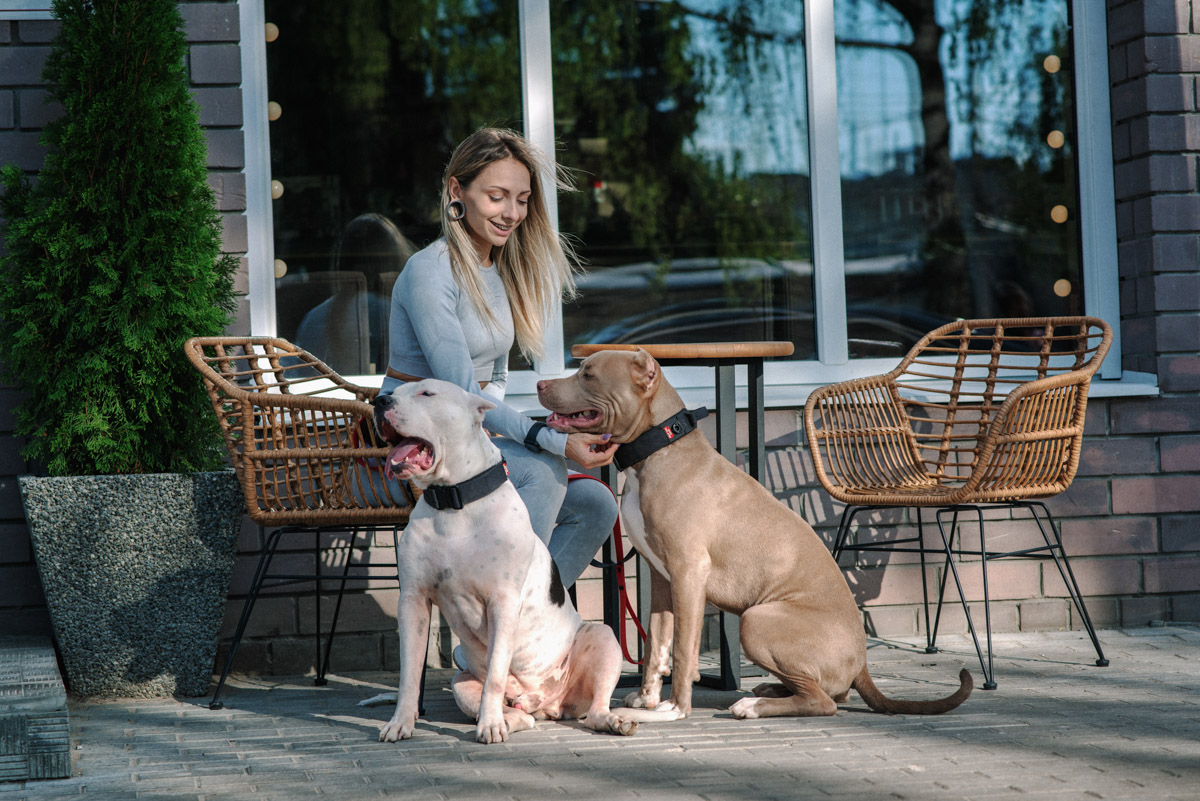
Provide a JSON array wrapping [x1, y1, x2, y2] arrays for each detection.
[[803, 317, 1113, 689], [185, 337, 416, 709]]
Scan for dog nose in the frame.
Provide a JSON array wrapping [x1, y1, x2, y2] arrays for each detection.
[[373, 393, 394, 409], [536, 380, 548, 392]]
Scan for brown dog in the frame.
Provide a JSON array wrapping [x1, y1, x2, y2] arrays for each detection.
[[536, 348, 971, 720]]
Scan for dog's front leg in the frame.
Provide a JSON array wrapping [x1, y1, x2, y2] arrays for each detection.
[[625, 565, 673, 710], [476, 597, 527, 744], [379, 592, 431, 742], [660, 560, 709, 717]]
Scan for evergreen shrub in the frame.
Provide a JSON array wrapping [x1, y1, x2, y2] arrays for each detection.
[[0, 0, 238, 476]]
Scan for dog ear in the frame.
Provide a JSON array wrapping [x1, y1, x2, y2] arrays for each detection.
[[473, 396, 497, 424], [630, 348, 659, 394]]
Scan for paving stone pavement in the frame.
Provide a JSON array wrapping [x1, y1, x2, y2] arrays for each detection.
[[2, 627, 1198, 801]]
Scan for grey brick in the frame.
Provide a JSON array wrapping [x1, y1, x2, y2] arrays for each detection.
[[1159, 354, 1200, 393], [204, 127, 244, 168], [1162, 514, 1200, 551], [0, 131, 46, 171], [1109, 42, 1128, 83], [1111, 119, 1131, 161], [1149, 233, 1198, 271], [0, 565, 43, 607], [1143, 0, 1191, 35], [1118, 74, 1193, 117], [1076, 436, 1157, 475], [17, 89, 61, 130], [1128, 113, 1200, 155], [16, 20, 58, 44], [1153, 273, 1200, 311], [0, 92, 12, 129], [0, 46, 50, 85], [180, 2, 240, 43], [219, 211, 248, 253], [1108, 2, 1143, 46], [1136, 33, 1200, 74], [1116, 154, 1197, 197], [191, 86, 242, 126], [208, 171, 247, 211], [1157, 313, 1200, 351], [1147, 195, 1200, 233], [189, 43, 242, 85], [0, 21, 9, 44], [1161, 434, 1200, 472], [1112, 396, 1200, 435]]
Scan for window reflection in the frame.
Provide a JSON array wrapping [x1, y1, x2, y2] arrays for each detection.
[[264, 0, 522, 375], [554, 0, 817, 360], [836, 0, 1081, 355]]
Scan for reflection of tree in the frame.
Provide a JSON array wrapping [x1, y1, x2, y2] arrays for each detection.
[[266, 0, 805, 277], [886, 0, 967, 315], [840, 0, 1071, 318]]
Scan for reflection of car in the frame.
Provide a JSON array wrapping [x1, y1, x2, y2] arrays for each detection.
[[570, 299, 948, 360]]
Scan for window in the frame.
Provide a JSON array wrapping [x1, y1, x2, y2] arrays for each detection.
[[247, 0, 1119, 383]]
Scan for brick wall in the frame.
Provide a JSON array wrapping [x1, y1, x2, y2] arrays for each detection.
[[0, 1, 248, 638], [3, 1, 1199, 679]]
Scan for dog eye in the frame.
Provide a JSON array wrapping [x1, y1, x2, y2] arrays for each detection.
[[419, 390, 435, 397]]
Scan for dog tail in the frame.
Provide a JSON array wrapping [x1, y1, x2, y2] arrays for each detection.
[[851, 666, 973, 715]]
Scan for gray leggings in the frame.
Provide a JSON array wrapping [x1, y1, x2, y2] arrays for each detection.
[[352, 436, 616, 587]]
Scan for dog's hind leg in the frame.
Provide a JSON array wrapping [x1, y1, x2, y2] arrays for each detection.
[[451, 672, 536, 737], [728, 601, 848, 719], [567, 623, 646, 735]]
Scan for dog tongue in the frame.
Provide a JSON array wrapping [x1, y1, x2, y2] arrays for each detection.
[[388, 440, 424, 465]]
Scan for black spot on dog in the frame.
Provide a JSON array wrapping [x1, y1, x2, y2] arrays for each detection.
[[548, 560, 565, 607]]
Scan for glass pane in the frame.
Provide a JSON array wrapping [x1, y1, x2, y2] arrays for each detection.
[[554, 1, 815, 359], [836, 0, 1081, 356], [264, 0, 522, 375]]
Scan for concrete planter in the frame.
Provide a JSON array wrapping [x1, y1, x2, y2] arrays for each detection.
[[19, 471, 244, 699]]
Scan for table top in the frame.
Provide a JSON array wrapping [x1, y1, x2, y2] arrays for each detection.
[[570, 341, 795, 361]]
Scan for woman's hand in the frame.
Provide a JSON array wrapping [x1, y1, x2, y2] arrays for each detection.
[[564, 432, 616, 469]]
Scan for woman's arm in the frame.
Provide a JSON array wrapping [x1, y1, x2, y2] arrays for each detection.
[[397, 256, 568, 455]]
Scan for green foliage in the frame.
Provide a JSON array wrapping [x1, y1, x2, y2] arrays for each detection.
[[0, 0, 238, 476]]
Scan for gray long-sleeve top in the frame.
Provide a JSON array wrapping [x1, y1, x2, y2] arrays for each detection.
[[381, 239, 567, 456]]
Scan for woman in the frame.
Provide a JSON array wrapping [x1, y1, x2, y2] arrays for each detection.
[[381, 127, 617, 588]]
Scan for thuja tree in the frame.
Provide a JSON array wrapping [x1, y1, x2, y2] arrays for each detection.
[[0, 0, 238, 476]]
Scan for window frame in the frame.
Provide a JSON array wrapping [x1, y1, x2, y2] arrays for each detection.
[[241, 0, 1126, 391]]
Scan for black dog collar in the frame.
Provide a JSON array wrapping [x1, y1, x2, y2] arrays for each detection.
[[613, 408, 708, 471], [422, 460, 510, 510]]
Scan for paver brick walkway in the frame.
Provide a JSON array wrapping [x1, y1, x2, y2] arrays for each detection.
[[2, 627, 1198, 801]]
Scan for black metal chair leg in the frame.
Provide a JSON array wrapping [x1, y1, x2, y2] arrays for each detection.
[[927, 508, 960, 654], [210, 526, 287, 710], [914, 508, 938, 654], [831, 506, 857, 561], [1027, 502, 1109, 668], [317, 526, 364, 683], [935, 507, 996, 690], [975, 507, 997, 689]]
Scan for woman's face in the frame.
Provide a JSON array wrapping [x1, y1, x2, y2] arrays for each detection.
[[450, 157, 531, 264]]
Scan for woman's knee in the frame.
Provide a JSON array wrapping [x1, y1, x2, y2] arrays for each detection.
[[560, 477, 618, 532]]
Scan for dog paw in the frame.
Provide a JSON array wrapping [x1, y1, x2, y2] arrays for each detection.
[[359, 692, 398, 707], [476, 715, 509, 744], [653, 700, 689, 720], [607, 714, 638, 736], [729, 697, 761, 720], [623, 690, 659, 709], [378, 716, 415, 742]]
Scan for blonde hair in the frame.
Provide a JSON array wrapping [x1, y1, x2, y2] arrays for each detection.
[[440, 127, 577, 363]]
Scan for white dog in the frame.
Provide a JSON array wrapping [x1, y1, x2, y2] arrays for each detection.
[[367, 379, 669, 743]]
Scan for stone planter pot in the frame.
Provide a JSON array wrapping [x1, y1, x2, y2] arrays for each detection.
[[19, 470, 244, 698]]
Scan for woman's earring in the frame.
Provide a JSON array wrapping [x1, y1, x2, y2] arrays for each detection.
[[447, 200, 466, 221]]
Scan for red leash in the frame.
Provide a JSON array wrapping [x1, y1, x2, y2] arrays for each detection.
[[568, 473, 647, 664]]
